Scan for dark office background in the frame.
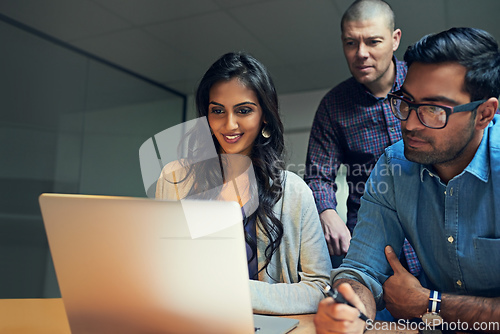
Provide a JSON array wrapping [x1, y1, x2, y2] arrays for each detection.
[[1, 0, 500, 298], [0, 16, 185, 297]]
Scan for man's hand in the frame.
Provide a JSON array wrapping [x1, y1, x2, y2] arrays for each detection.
[[314, 283, 368, 334], [320, 209, 351, 256], [383, 245, 428, 319]]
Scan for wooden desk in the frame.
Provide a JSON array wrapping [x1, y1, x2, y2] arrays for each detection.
[[0, 299, 71, 334], [0, 298, 418, 334]]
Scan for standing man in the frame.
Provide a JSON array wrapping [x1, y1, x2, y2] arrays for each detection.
[[305, 0, 417, 270], [315, 27, 500, 333]]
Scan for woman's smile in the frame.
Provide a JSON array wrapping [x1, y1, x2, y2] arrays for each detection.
[[208, 78, 264, 156]]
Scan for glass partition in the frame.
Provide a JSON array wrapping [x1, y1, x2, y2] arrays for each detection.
[[0, 17, 185, 298]]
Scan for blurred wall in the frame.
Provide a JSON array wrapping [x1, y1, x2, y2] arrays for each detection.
[[0, 19, 185, 298]]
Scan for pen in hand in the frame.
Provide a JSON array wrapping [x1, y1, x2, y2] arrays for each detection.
[[323, 284, 370, 322]]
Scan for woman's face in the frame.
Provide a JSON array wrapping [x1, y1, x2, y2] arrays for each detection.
[[207, 78, 264, 156]]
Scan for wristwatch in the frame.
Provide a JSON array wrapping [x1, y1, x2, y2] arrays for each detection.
[[422, 290, 443, 326]]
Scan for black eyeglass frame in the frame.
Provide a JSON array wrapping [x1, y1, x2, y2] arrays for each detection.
[[387, 92, 487, 129]]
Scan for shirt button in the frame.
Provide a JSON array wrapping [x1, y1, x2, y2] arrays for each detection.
[[448, 236, 454, 243], [450, 187, 453, 196], [457, 280, 463, 286]]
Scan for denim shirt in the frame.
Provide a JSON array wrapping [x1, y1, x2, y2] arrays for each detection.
[[332, 115, 500, 310]]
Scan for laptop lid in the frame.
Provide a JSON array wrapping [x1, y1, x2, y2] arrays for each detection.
[[39, 193, 258, 334]]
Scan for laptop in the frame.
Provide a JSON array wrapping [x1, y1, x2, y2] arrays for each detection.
[[39, 193, 299, 334]]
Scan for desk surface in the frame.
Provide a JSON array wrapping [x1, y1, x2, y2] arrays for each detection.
[[0, 298, 418, 334]]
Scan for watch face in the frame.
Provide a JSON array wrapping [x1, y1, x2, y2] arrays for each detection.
[[422, 312, 443, 327]]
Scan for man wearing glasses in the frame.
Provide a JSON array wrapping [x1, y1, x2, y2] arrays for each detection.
[[315, 27, 500, 333]]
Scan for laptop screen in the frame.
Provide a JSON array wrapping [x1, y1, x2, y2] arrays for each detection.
[[39, 194, 255, 334]]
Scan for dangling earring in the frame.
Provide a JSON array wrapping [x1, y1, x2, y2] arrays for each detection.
[[261, 125, 271, 138]]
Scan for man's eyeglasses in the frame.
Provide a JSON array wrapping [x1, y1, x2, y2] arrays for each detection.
[[387, 91, 486, 129]]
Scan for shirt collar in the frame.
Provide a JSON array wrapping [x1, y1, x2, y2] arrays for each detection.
[[362, 56, 407, 100], [393, 56, 407, 92], [464, 123, 491, 182], [419, 165, 436, 182]]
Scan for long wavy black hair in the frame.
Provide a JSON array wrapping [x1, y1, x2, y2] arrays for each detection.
[[183, 51, 286, 278]]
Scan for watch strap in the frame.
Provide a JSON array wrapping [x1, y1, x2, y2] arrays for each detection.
[[428, 290, 441, 313]]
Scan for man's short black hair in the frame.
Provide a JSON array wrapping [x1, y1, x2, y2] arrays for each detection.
[[404, 27, 500, 100]]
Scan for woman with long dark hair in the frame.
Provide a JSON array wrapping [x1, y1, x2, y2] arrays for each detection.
[[156, 52, 331, 314]]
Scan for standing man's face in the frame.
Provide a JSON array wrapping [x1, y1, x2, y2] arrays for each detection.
[[342, 16, 401, 90]]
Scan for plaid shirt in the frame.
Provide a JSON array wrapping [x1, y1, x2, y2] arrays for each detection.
[[305, 58, 422, 276], [305, 57, 406, 232]]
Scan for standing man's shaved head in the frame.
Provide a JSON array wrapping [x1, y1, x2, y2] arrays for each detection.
[[340, 0, 401, 96], [305, 0, 412, 283], [341, 0, 395, 32]]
